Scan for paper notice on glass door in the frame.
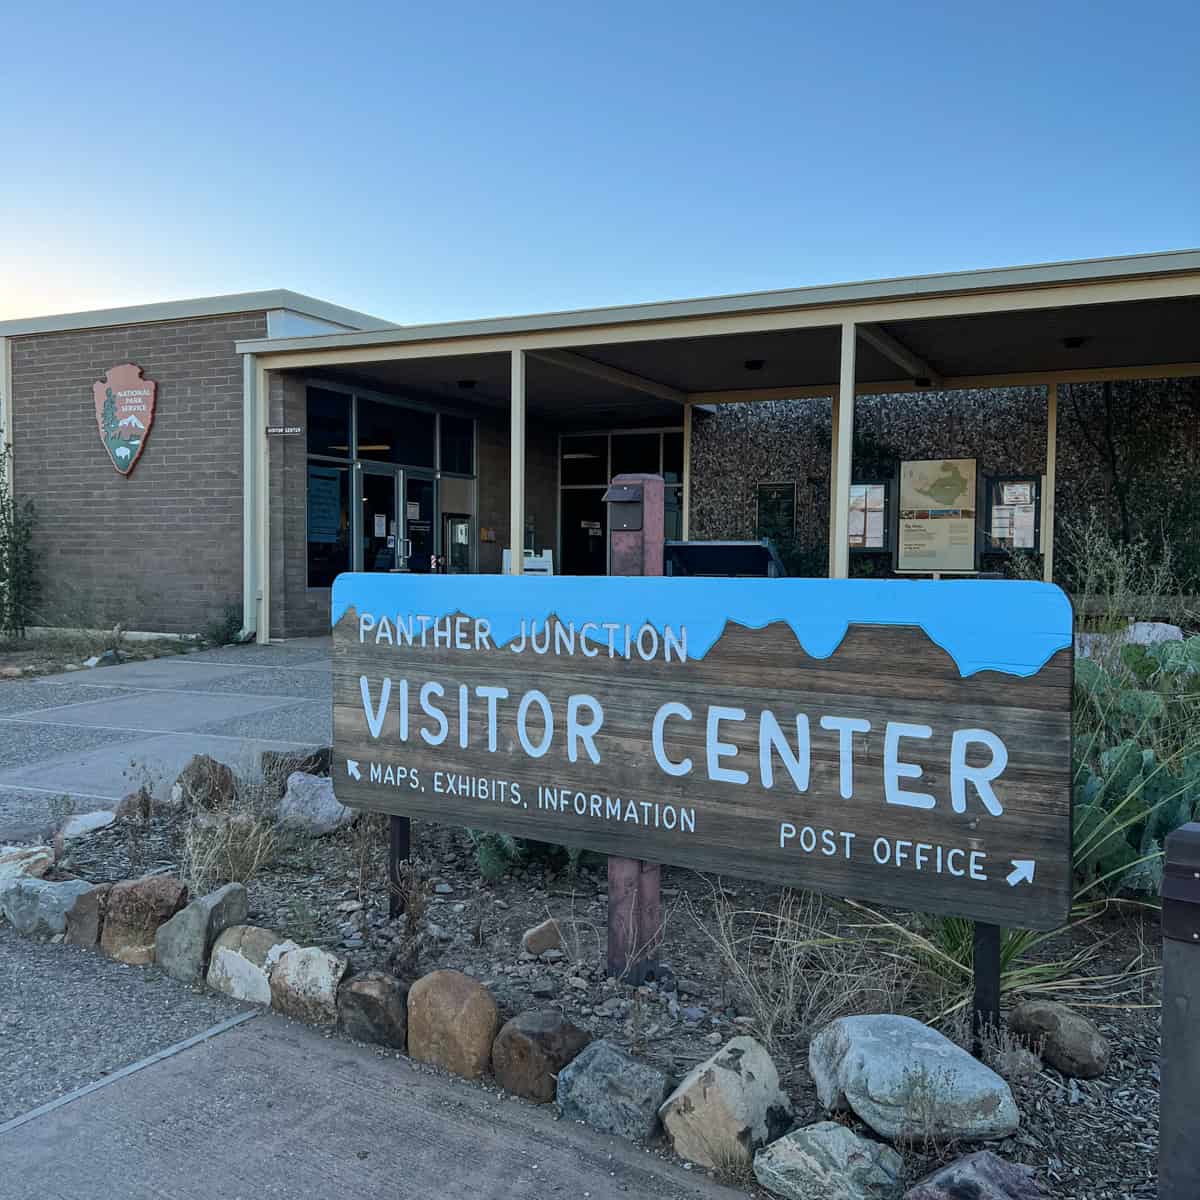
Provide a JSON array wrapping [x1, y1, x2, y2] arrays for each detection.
[[1013, 504, 1036, 548], [865, 510, 885, 547], [374, 514, 387, 537]]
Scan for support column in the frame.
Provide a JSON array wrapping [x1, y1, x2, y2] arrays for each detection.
[[241, 353, 258, 639], [681, 402, 692, 540], [828, 322, 856, 579], [509, 349, 526, 575], [1043, 383, 1058, 584], [255, 362, 271, 643]]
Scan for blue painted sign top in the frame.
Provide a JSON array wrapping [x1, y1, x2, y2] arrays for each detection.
[[332, 574, 1072, 679]]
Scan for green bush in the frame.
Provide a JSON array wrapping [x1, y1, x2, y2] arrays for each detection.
[[0, 446, 39, 641]]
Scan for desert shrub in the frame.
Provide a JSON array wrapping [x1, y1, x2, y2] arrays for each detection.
[[203, 602, 243, 646], [0, 445, 39, 641], [178, 760, 281, 893], [689, 884, 911, 1050]]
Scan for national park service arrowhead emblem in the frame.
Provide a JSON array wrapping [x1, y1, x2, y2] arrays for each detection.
[[94, 364, 156, 476]]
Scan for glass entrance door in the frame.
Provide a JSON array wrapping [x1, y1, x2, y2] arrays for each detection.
[[358, 465, 404, 571], [405, 475, 437, 572]]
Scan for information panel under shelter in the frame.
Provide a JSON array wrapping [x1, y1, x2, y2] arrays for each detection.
[[332, 575, 1074, 929], [898, 458, 977, 573]]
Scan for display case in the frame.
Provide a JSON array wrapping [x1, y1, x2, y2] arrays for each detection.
[[983, 475, 1042, 554]]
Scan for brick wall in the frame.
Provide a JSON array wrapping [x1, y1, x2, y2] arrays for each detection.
[[10, 312, 266, 633]]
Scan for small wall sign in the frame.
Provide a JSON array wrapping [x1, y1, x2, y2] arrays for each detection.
[[266, 425, 303, 436], [94, 364, 156, 476]]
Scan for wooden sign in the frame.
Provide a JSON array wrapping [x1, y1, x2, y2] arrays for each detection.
[[94, 364, 155, 475], [333, 576, 1074, 929]]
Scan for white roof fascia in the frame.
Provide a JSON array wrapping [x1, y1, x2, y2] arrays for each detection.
[[0, 290, 394, 338], [234, 248, 1200, 357]]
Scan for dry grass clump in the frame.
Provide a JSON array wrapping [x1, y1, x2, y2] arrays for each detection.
[[178, 758, 288, 894], [688, 882, 912, 1051]]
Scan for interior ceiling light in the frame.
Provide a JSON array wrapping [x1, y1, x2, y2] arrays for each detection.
[[1061, 335, 1090, 350], [743, 358, 766, 371], [457, 378, 477, 389]]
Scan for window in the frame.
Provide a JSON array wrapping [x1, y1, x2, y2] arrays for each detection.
[[561, 435, 609, 485], [440, 414, 474, 475], [756, 482, 796, 545], [611, 432, 660, 477], [307, 387, 351, 458], [662, 432, 684, 483], [356, 398, 436, 467], [306, 464, 350, 586]]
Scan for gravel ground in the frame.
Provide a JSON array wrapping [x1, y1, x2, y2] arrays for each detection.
[[0, 926, 251, 1123]]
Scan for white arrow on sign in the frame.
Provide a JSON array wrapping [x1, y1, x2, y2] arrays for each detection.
[[347, 760, 362, 781], [1005, 859, 1036, 887]]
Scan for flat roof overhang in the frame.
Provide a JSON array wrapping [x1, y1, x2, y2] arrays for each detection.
[[236, 249, 1200, 415]]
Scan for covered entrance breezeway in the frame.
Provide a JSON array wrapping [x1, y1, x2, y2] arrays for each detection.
[[237, 249, 1200, 643]]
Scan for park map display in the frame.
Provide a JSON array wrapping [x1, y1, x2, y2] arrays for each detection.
[[898, 458, 977, 573]]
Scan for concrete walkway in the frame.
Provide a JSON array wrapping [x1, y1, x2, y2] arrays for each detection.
[[0, 1011, 744, 1200], [0, 639, 331, 842]]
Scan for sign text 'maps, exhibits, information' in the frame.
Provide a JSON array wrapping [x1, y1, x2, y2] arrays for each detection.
[[332, 576, 1074, 929]]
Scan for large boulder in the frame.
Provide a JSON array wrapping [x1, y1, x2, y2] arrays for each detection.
[[521, 918, 564, 956], [659, 1036, 792, 1169], [65, 882, 113, 948], [492, 1010, 592, 1102], [277, 772, 353, 837], [170, 755, 236, 811], [207, 925, 296, 1004], [269, 945, 348, 1025], [754, 1122, 904, 1200], [904, 1150, 1042, 1199], [0, 844, 53, 882], [100, 874, 188, 965], [1008, 1000, 1109, 1079], [1, 877, 93, 936], [338, 971, 410, 1049], [407, 969, 499, 1080], [155, 883, 248, 984], [556, 1040, 672, 1141], [809, 1015, 1018, 1142]]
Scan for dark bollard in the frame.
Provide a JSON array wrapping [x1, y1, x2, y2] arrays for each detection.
[[1160, 822, 1200, 1199]]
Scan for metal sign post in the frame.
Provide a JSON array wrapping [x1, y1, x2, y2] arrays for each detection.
[[1161, 822, 1200, 1198]]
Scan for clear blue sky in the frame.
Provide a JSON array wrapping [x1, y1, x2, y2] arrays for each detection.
[[2, 1, 1197, 324]]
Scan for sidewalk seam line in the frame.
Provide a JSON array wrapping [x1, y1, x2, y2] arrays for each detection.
[[0, 1009, 259, 1135]]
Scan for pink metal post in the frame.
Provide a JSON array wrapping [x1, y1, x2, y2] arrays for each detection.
[[606, 473, 665, 984]]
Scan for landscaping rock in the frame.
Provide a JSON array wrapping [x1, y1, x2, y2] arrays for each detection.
[[0, 877, 93, 936], [115, 788, 154, 822], [65, 882, 113, 948], [658, 1035, 792, 1169], [492, 1010, 592, 1102], [407, 969, 499, 1080], [754, 1122, 904, 1200], [338, 971, 410, 1048], [904, 1149, 1042, 1199], [556, 1040, 672, 1141], [1009, 1000, 1109, 1079], [261, 746, 332, 792], [154, 883, 249, 984], [100, 874, 188, 965], [170, 754, 236, 810], [207, 925, 296, 1004], [810, 1014, 1018, 1142], [521, 918, 563, 956], [60, 810, 116, 839], [269, 945, 348, 1025], [277, 772, 353, 837], [0, 844, 53, 881]]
